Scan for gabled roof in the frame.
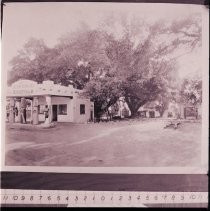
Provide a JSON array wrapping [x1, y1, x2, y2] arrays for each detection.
[[143, 101, 158, 109]]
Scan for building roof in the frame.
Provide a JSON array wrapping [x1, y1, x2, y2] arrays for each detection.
[[143, 101, 158, 109]]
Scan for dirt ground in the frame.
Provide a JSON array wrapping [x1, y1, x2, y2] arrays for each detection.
[[5, 119, 202, 167]]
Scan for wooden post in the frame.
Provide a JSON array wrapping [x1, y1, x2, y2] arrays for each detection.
[[9, 98, 15, 123], [32, 97, 39, 125]]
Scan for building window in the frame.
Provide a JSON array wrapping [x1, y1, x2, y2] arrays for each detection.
[[58, 104, 67, 115], [80, 104, 85, 115], [38, 105, 45, 114]]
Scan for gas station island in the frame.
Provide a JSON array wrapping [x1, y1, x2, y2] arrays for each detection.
[[6, 80, 94, 125]]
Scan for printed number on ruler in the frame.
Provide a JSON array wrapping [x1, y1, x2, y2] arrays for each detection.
[[1, 189, 208, 206]]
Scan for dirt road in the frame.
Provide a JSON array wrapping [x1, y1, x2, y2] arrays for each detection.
[[5, 119, 201, 167]]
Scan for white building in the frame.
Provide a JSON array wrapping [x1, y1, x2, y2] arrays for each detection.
[[138, 101, 160, 118], [109, 97, 131, 118], [6, 79, 94, 124]]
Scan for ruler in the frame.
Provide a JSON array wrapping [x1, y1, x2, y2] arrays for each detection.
[[0, 189, 208, 207]]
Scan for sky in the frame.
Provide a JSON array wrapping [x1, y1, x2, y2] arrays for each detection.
[[1, 2, 207, 79]]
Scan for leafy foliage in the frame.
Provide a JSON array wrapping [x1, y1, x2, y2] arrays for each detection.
[[180, 78, 202, 106], [8, 14, 202, 117], [83, 75, 123, 117], [8, 38, 57, 84]]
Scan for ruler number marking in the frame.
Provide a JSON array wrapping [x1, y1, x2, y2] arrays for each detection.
[[0, 190, 208, 206]]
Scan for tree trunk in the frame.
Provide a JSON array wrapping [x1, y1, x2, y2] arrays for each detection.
[[125, 97, 145, 118], [159, 109, 165, 117], [130, 108, 140, 118], [158, 103, 168, 117]]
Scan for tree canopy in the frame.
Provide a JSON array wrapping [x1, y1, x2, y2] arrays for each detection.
[[8, 14, 202, 117]]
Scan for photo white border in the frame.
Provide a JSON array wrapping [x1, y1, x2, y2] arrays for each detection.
[[0, 3, 209, 175]]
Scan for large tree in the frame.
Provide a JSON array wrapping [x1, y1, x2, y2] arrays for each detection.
[[83, 75, 123, 118], [101, 21, 180, 117], [8, 14, 201, 118], [8, 38, 58, 84], [8, 28, 109, 88]]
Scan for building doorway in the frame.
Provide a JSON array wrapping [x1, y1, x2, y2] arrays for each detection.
[[52, 105, 58, 121], [149, 111, 155, 118]]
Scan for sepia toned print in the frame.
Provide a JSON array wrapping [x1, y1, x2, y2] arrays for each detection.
[[1, 2, 209, 173]]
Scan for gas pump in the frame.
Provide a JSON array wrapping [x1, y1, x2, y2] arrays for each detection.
[[9, 98, 15, 123], [44, 105, 50, 125], [15, 99, 21, 123], [20, 98, 27, 124]]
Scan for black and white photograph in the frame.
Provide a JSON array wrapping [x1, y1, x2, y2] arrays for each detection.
[[1, 2, 209, 174]]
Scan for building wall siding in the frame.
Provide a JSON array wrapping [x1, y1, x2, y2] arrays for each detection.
[[51, 96, 73, 122], [74, 97, 93, 123]]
